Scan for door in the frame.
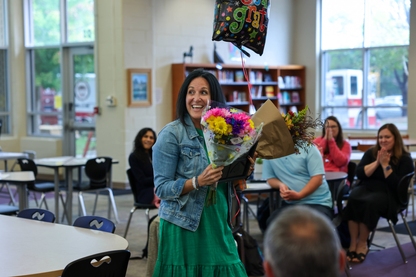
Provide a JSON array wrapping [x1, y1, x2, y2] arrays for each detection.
[[63, 47, 96, 158]]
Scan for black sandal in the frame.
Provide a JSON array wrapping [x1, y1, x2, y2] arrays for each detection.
[[353, 252, 367, 263], [346, 250, 357, 261]]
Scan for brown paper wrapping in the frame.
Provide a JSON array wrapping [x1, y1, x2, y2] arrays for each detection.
[[251, 99, 295, 159]]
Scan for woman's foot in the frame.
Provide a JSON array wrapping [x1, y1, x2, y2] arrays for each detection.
[[352, 245, 368, 263], [346, 250, 357, 262]]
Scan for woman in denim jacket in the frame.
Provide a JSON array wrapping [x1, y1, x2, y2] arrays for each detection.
[[152, 69, 251, 277]]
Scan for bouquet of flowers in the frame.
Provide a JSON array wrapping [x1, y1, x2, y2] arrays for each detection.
[[201, 101, 263, 206], [281, 106, 323, 154]]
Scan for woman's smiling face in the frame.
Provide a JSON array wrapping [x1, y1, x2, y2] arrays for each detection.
[[378, 128, 395, 151], [186, 77, 211, 128]]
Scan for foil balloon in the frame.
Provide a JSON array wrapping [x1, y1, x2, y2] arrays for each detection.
[[212, 0, 270, 56]]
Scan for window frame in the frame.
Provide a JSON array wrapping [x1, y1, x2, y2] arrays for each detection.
[[320, 0, 410, 131]]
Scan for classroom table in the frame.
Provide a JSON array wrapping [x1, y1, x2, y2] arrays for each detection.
[[34, 156, 119, 224], [325, 171, 348, 207], [350, 151, 416, 164], [348, 138, 416, 150], [0, 151, 29, 171], [0, 214, 128, 277], [242, 181, 278, 233], [0, 171, 35, 210]]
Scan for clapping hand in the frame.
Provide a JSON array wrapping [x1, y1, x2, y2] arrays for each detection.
[[377, 147, 391, 167], [325, 124, 333, 140]]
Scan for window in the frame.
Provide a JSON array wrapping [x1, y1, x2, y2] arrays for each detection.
[[321, 0, 410, 130], [24, 0, 94, 136], [0, 0, 10, 135]]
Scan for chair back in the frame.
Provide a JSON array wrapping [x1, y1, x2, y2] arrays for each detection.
[[126, 168, 156, 208], [17, 208, 55, 222], [85, 157, 112, 189], [126, 168, 139, 203], [73, 215, 116, 233], [61, 250, 130, 277], [347, 161, 357, 186], [396, 171, 415, 210], [332, 179, 349, 226], [357, 142, 373, 152], [17, 158, 38, 176]]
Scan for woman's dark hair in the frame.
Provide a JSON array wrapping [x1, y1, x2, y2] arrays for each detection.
[[132, 128, 157, 160], [373, 123, 408, 164], [176, 68, 226, 126], [321, 116, 344, 153]]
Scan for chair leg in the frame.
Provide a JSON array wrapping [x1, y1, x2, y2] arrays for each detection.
[[4, 183, 17, 206], [106, 189, 120, 223], [59, 192, 69, 223], [400, 212, 416, 251], [78, 192, 87, 216], [124, 206, 138, 238], [388, 219, 407, 263], [368, 230, 385, 250], [242, 196, 249, 233], [38, 193, 48, 210], [92, 191, 99, 215], [145, 208, 150, 222], [344, 259, 352, 277]]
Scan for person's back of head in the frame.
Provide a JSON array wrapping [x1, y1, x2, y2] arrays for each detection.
[[263, 205, 345, 277]]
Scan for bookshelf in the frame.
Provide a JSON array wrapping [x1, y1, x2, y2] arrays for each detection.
[[171, 63, 306, 119]]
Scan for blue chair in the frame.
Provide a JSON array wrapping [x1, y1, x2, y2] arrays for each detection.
[[73, 215, 116, 233], [61, 250, 130, 277], [0, 205, 19, 215], [17, 208, 55, 222]]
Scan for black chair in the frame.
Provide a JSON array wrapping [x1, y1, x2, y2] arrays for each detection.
[[17, 158, 60, 210], [124, 168, 157, 238], [61, 250, 131, 277], [347, 161, 357, 187], [328, 178, 352, 275], [73, 215, 116, 233], [17, 208, 55, 222], [73, 157, 120, 223], [367, 171, 416, 263], [0, 205, 19, 215], [340, 161, 357, 203]]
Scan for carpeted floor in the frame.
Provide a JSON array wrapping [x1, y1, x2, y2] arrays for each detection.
[[341, 242, 416, 277], [377, 220, 416, 235]]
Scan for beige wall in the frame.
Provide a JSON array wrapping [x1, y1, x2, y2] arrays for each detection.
[[6, 0, 416, 183]]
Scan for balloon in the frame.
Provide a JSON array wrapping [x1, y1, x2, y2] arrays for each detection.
[[212, 0, 270, 56]]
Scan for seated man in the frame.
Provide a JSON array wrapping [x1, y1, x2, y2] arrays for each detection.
[[263, 205, 346, 277], [263, 145, 333, 227]]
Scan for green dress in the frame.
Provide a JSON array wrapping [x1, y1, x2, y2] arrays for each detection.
[[152, 130, 247, 277]]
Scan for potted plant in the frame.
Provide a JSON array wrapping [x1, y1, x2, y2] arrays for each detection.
[[254, 158, 263, 174]]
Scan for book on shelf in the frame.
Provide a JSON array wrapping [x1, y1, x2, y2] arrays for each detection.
[[291, 91, 300, 103], [278, 76, 285, 88], [265, 86, 275, 97], [235, 70, 244, 82], [264, 74, 272, 82], [257, 86, 263, 97], [282, 91, 290, 104], [277, 92, 282, 103], [255, 71, 263, 83]]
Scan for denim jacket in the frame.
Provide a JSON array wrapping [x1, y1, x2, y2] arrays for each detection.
[[153, 114, 235, 231]]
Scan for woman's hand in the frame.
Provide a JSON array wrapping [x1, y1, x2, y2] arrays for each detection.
[[246, 152, 257, 177], [325, 126, 333, 140], [378, 147, 391, 167], [279, 184, 300, 201], [198, 165, 224, 186]]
